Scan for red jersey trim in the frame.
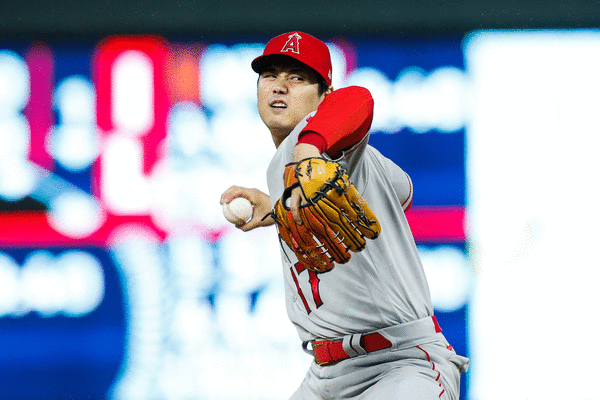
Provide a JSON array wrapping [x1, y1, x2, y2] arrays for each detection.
[[402, 172, 414, 212]]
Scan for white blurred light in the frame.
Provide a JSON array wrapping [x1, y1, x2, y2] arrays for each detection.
[[50, 76, 99, 171], [346, 68, 395, 131], [168, 101, 210, 158], [0, 113, 37, 200], [108, 237, 166, 400], [167, 235, 215, 293], [419, 245, 471, 312], [170, 299, 213, 345], [252, 280, 301, 350], [213, 292, 253, 349], [0, 250, 105, 318], [21, 251, 67, 317], [0, 158, 39, 201], [0, 50, 29, 113], [396, 67, 468, 133], [427, 67, 468, 131], [112, 50, 154, 135], [209, 107, 274, 170], [346, 65, 468, 133], [48, 191, 106, 238], [102, 135, 150, 214], [59, 251, 105, 316], [200, 44, 263, 110], [466, 30, 600, 400], [54, 75, 95, 123], [218, 226, 281, 294], [327, 43, 347, 89], [50, 124, 99, 171], [149, 157, 231, 231], [0, 115, 30, 158]]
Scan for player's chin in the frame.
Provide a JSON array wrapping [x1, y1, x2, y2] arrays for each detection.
[[266, 117, 296, 134]]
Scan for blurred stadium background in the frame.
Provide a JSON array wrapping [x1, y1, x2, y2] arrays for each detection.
[[1, 1, 599, 399]]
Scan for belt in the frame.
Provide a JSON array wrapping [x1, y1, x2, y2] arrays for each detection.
[[310, 316, 442, 366]]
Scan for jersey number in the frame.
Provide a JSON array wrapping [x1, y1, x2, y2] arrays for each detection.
[[290, 262, 323, 314]]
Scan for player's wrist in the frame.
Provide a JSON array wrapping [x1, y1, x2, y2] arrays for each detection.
[[292, 142, 322, 163], [298, 131, 327, 153]]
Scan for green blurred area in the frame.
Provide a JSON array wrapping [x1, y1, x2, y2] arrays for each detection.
[[2, 0, 599, 39]]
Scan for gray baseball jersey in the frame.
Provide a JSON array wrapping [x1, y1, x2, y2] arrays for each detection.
[[267, 113, 434, 343]]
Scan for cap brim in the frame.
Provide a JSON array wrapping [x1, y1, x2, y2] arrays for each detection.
[[251, 53, 301, 74]]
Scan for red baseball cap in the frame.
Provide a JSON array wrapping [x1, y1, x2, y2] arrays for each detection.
[[251, 32, 333, 86]]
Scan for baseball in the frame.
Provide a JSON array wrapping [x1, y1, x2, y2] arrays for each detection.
[[223, 197, 253, 225]]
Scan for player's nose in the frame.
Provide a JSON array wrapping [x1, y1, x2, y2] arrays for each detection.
[[272, 76, 288, 94]]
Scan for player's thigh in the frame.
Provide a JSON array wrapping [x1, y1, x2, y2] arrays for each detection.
[[289, 368, 322, 400], [358, 365, 444, 400], [290, 384, 320, 400]]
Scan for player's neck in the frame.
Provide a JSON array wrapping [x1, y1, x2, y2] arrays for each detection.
[[271, 128, 293, 149]]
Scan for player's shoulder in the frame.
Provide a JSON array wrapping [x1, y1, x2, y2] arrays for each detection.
[[364, 143, 396, 165], [362, 144, 405, 178]]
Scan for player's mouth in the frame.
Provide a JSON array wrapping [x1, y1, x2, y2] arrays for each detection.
[[269, 100, 288, 110]]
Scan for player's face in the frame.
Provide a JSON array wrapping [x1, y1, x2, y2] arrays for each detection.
[[257, 60, 328, 147]]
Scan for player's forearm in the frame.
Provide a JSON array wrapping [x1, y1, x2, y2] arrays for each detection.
[[292, 143, 322, 162], [298, 86, 374, 158]]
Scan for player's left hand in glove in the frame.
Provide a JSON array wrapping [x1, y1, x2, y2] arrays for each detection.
[[272, 158, 381, 273]]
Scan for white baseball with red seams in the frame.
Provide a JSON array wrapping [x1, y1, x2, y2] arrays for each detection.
[[222, 197, 253, 225]]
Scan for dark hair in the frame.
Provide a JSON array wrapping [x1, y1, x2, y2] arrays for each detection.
[[256, 55, 331, 96], [316, 76, 330, 96]]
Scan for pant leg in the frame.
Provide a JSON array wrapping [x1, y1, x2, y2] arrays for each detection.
[[358, 367, 446, 400], [414, 340, 466, 400], [356, 341, 464, 400], [289, 366, 324, 400]]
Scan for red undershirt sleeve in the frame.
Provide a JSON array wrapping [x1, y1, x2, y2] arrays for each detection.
[[298, 86, 374, 158]]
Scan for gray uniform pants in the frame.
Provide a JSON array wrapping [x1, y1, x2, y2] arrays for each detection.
[[291, 319, 469, 400]]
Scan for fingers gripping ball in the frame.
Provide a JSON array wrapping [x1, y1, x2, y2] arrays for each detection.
[[223, 197, 253, 225], [273, 158, 381, 273]]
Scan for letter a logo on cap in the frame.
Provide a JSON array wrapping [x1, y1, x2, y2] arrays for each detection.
[[281, 32, 302, 54]]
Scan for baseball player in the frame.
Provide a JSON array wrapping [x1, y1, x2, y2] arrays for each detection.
[[220, 32, 469, 399]]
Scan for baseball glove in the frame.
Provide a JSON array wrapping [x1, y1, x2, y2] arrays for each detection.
[[272, 158, 381, 273]]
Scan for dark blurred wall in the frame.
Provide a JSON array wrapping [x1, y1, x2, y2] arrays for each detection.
[[1, 0, 599, 40]]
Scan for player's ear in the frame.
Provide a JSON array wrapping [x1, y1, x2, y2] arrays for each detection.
[[324, 85, 334, 97]]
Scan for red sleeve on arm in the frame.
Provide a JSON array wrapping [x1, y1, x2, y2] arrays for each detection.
[[297, 86, 374, 158], [297, 131, 328, 153]]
